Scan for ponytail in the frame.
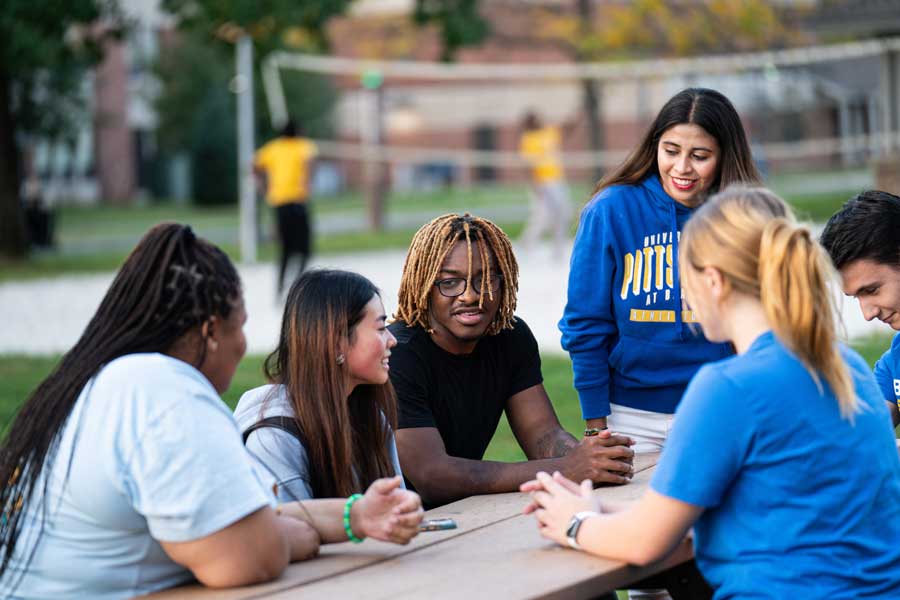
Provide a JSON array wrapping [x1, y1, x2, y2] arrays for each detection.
[[758, 219, 857, 419]]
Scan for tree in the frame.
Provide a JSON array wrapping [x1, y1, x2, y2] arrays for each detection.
[[572, 0, 795, 58], [155, 34, 337, 205], [519, 0, 799, 179], [156, 0, 351, 205], [0, 1, 121, 259], [161, 0, 355, 54], [157, 0, 352, 203], [413, 0, 490, 61]]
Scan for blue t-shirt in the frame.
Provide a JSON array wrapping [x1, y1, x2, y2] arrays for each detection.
[[652, 332, 900, 599], [874, 332, 900, 410], [0, 354, 276, 600]]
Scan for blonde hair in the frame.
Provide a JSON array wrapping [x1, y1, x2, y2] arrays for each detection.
[[679, 186, 857, 419], [395, 213, 519, 335]]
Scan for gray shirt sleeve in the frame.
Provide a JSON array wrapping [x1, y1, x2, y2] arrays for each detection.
[[387, 427, 405, 487], [243, 426, 314, 502]]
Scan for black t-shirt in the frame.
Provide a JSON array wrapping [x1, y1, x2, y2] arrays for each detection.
[[388, 317, 544, 462]]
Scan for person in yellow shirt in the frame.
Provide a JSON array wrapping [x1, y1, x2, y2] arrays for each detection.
[[518, 112, 573, 259], [254, 120, 319, 296]]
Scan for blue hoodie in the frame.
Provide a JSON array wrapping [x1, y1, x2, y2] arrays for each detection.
[[559, 174, 732, 419]]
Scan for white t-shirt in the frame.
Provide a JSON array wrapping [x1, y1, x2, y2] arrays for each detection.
[[0, 353, 275, 600], [234, 384, 403, 502]]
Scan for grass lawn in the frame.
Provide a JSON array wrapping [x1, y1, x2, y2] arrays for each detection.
[[0, 221, 526, 283], [785, 190, 855, 223], [0, 351, 570, 458], [0, 334, 893, 600], [50, 185, 538, 241], [0, 185, 533, 282], [1, 333, 895, 455], [0, 180, 854, 283]]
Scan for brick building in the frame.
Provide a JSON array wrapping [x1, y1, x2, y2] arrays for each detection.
[[320, 0, 896, 189], [48, 0, 900, 203]]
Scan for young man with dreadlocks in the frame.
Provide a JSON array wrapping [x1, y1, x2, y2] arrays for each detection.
[[389, 213, 635, 508]]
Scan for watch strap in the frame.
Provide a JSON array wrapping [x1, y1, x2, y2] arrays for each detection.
[[565, 510, 598, 550]]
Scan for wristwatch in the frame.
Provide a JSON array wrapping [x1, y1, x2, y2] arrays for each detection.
[[565, 511, 598, 550]]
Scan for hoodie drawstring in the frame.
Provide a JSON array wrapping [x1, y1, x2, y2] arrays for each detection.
[[670, 203, 687, 341]]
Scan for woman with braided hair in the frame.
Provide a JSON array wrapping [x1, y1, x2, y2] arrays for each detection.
[[0, 224, 321, 598], [388, 213, 634, 509]]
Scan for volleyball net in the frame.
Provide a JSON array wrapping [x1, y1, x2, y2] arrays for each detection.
[[261, 37, 900, 194]]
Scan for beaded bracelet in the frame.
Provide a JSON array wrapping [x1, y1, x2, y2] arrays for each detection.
[[343, 493, 365, 543]]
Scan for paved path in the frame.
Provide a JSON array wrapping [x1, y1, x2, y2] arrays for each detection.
[[0, 241, 892, 356]]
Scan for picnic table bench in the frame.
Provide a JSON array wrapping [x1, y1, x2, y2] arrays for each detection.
[[145, 453, 693, 599]]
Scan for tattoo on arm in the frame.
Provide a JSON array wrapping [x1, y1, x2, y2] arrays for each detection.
[[533, 429, 578, 459]]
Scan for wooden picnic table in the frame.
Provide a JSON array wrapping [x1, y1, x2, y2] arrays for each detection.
[[145, 453, 693, 600]]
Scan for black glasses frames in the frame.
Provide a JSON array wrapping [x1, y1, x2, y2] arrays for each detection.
[[433, 274, 503, 298]]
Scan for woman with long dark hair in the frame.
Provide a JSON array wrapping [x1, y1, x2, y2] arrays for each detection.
[[235, 269, 423, 544], [0, 224, 319, 598], [559, 88, 762, 454]]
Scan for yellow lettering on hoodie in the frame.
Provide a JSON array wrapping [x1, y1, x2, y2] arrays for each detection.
[[621, 252, 634, 300], [632, 249, 643, 297], [654, 245, 665, 290], [642, 247, 654, 292], [665, 244, 674, 288], [629, 309, 700, 323]]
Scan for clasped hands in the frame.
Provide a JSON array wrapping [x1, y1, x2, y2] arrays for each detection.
[[563, 429, 635, 485], [523, 429, 633, 547], [521, 470, 599, 547], [352, 476, 425, 544]]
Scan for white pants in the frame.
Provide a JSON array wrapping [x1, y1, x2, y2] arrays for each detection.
[[607, 404, 674, 600], [520, 181, 572, 256], [607, 403, 675, 454]]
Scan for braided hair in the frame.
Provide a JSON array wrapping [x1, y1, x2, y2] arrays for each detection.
[[0, 223, 241, 583], [395, 213, 519, 335]]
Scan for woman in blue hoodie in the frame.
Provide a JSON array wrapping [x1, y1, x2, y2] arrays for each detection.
[[559, 88, 761, 452]]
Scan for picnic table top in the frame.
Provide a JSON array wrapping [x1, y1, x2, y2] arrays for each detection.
[[145, 452, 692, 600]]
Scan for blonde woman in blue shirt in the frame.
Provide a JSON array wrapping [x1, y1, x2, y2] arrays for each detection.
[[524, 187, 900, 599]]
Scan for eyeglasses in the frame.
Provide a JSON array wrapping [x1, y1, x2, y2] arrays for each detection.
[[434, 274, 503, 298]]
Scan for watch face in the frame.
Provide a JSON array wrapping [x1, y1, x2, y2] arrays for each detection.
[[566, 511, 595, 548], [566, 518, 580, 539], [566, 515, 583, 542]]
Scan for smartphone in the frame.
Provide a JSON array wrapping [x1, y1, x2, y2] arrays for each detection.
[[418, 518, 458, 532]]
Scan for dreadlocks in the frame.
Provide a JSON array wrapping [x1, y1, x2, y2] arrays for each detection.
[[395, 213, 519, 335], [0, 223, 241, 586]]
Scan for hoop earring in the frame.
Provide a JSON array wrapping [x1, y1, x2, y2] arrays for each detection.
[[336, 354, 345, 365]]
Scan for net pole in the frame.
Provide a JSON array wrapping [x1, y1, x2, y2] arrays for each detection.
[[262, 55, 289, 130], [236, 35, 257, 263], [360, 70, 387, 231]]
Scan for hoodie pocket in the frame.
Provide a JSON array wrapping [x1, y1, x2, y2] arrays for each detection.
[[608, 333, 730, 388]]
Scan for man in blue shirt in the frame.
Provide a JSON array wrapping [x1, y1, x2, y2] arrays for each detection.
[[821, 189, 900, 427]]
